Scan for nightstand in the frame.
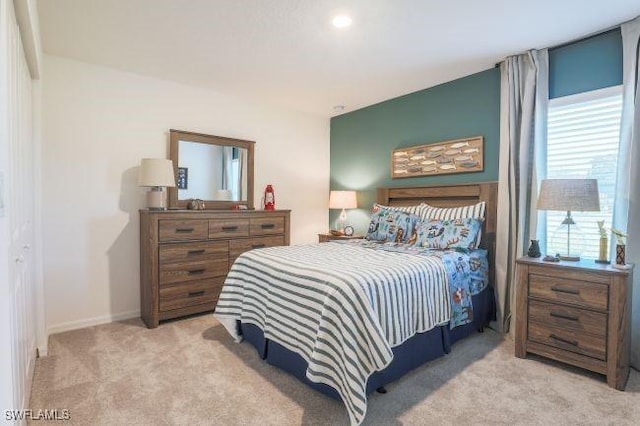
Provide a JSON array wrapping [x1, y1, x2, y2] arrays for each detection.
[[515, 257, 633, 390], [318, 233, 364, 243]]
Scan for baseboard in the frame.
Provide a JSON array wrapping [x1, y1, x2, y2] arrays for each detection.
[[47, 310, 141, 337]]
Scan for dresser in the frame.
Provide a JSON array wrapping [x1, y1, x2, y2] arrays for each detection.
[[140, 209, 290, 328], [515, 257, 632, 390]]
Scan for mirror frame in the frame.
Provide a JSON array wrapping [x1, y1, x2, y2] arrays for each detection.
[[168, 129, 255, 210]]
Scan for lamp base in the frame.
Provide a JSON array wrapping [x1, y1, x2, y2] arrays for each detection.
[[147, 187, 167, 210]]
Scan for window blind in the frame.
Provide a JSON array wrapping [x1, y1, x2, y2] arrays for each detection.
[[546, 86, 622, 259]]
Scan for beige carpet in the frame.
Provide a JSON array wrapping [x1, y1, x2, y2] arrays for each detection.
[[30, 315, 640, 425]]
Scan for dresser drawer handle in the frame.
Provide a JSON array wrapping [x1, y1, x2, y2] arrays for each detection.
[[175, 228, 195, 233], [549, 334, 578, 347], [188, 269, 206, 275], [550, 312, 579, 322], [252, 244, 266, 249], [187, 249, 206, 255], [188, 290, 205, 297], [261, 224, 275, 229], [550, 286, 580, 295], [222, 226, 239, 231]]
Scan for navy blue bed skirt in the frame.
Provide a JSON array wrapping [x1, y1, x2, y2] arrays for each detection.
[[238, 285, 495, 400]]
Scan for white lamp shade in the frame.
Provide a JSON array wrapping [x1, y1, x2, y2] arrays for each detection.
[[138, 159, 176, 187], [329, 190, 357, 209], [537, 179, 600, 212]]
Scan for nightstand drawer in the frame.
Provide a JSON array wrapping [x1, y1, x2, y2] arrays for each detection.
[[158, 278, 225, 312], [159, 220, 209, 241], [528, 321, 606, 361], [528, 300, 607, 336], [529, 274, 608, 310]]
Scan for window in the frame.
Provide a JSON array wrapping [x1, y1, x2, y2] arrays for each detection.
[[546, 86, 623, 259]]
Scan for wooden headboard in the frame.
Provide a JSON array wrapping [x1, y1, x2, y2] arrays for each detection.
[[377, 182, 498, 287]]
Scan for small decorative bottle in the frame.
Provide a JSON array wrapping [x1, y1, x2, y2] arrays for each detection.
[[610, 228, 628, 267]]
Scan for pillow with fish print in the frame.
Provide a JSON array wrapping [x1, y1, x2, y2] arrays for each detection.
[[413, 217, 483, 250], [365, 208, 420, 243]]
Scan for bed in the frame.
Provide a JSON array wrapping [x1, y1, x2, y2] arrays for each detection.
[[214, 182, 497, 425]]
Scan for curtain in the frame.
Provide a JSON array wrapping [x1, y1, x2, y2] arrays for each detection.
[[221, 146, 234, 190], [495, 49, 549, 333], [616, 16, 640, 368], [239, 149, 247, 201]]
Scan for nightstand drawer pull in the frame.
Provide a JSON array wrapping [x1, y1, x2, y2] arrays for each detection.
[[187, 249, 206, 255], [222, 226, 239, 231], [188, 290, 206, 298], [261, 223, 275, 229], [187, 269, 206, 275], [175, 228, 195, 233], [550, 312, 579, 321], [550, 286, 580, 295], [549, 334, 578, 347], [252, 244, 266, 249]]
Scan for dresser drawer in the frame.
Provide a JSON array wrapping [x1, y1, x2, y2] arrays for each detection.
[[159, 241, 228, 264], [229, 235, 285, 265], [159, 258, 228, 285], [209, 219, 250, 239], [250, 216, 285, 236], [158, 278, 224, 312], [159, 220, 208, 242], [528, 300, 607, 336], [528, 320, 606, 361], [529, 274, 608, 311]]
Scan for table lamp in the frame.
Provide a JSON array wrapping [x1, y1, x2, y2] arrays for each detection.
[[537, 179, 600, 261], [138, 158, 176, 210], [329, 190, 357, 234]]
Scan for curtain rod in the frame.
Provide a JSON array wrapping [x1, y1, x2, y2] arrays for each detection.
[[494, 24, 621, 67]]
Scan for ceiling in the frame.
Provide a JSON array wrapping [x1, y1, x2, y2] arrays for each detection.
[[37, 0, 640, 117]]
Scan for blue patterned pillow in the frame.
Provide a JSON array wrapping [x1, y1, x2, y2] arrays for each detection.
[[366, 208, 420, 243], [414, 218, 483, 250]]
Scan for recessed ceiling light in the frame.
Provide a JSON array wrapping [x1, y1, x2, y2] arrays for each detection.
[[332, 15, 352, 29]]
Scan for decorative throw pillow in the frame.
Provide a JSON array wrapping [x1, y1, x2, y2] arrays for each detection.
[[414, 218, 484, 250], [366, 208, 420, 243], [419, 201, 486, 246]]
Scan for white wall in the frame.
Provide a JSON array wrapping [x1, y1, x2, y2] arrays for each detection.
[[42, 54, 330, 333]]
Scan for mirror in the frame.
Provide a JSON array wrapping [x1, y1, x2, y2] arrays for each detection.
[[168, 129, 255, 209]]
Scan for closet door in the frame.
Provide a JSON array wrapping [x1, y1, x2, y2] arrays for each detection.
[[0, 0, 37, 417]]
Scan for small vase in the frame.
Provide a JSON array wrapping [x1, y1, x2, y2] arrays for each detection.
[[595, 236, 610, 264], [527, 240, 541, 258], [616, 244, 626, 265]]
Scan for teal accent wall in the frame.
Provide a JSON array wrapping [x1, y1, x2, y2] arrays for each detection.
[[549, 29, 622, 99], [329, 30, 623, 234], [330, 68, 500, 234]]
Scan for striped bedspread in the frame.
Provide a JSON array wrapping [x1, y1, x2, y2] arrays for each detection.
[[214, 242, 467, 425]]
